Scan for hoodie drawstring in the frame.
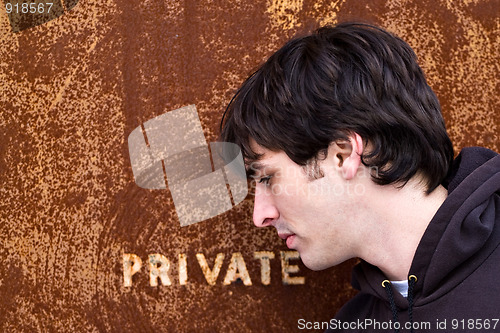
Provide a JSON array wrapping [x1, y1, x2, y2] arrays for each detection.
[[382, 280, 400, 333], [382, 275, 417, 333], [407, 275, 417, 332]]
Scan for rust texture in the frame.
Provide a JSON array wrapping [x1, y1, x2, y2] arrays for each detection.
[[0, 0, 499, 332]]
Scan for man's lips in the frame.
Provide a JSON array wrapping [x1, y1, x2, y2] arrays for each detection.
[[278, 232, 294, 240], [278, 233, 296, 248]]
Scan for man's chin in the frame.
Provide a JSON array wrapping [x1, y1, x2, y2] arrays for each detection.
[[299, 254, 331, 271], [303, 262, 329, 271], [300, 254, 346, 271]]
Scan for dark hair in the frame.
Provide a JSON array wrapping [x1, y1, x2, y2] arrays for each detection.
[[220, 22, 453, 193]]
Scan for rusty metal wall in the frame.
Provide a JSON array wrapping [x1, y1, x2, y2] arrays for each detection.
[[0, 0, 498, 332]]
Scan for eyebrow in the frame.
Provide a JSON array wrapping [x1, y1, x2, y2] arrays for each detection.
[[247, 162, 266, 171], [245, 161, 269, 178]]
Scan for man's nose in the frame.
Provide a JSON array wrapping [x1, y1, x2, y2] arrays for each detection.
[[252, 185, 279, 227]]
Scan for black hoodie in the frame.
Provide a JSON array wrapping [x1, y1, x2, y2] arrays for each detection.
[[328, 147, 500, 333]]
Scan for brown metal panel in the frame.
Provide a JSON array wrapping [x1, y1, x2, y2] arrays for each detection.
[[0, 0, 498, 332]]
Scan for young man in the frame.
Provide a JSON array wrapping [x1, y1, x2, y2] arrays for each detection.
[[220, 23, 500, 332]]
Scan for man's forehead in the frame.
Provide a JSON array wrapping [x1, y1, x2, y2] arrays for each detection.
[[245, 138, 293, 174], [249, 138, 268, 155], [244, 143, 273, 175], [245, 139, 268, 171]]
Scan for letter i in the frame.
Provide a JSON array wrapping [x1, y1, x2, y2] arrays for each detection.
[[179, 253, 187, 285]]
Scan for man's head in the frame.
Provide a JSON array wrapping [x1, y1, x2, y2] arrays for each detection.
[[219, 22, 454, 269]]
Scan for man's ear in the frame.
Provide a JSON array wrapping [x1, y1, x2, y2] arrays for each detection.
[[331, 133, 364, 180]]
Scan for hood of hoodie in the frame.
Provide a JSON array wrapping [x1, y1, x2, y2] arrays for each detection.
[[351, 147, 500, 310]]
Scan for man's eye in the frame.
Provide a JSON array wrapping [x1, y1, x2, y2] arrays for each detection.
[[258, 176, 272, 185]]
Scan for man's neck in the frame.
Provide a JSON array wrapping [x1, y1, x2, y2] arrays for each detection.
[[357, 180, 448, 281]]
